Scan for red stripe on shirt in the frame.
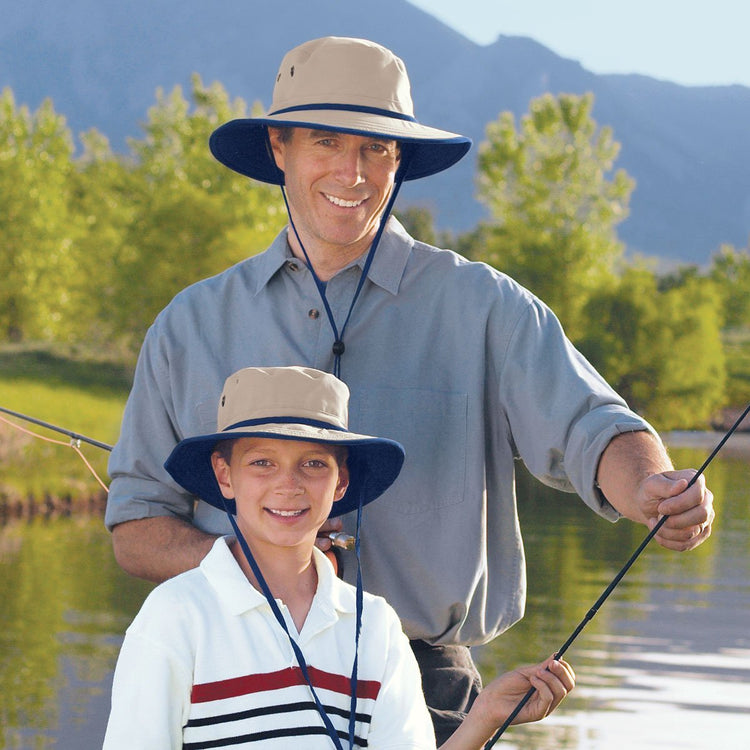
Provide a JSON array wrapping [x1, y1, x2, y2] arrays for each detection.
[[191, 666, 381, 703]]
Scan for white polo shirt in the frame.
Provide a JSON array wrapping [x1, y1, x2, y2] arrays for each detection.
[[104, 538, 435, 749]]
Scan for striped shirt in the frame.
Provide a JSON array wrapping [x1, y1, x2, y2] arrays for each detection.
[[104, 539, 435, 749]]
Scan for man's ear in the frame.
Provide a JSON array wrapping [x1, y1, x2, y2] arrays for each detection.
[[267, 127, 286, 172], [211, 452, 235, 500]]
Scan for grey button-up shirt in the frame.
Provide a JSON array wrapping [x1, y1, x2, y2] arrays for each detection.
[[107, 218, 654, 645]]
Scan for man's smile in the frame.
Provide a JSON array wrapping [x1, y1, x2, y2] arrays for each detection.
[[323, 192, 365, 208]]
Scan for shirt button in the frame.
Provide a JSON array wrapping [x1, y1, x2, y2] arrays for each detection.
[[288, 261, 299, 272], [308, 309, 320, 319]]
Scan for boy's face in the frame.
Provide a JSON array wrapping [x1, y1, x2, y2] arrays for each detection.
[[211, 437, 349, 552]]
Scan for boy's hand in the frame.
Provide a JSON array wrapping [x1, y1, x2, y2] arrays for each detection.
[[473, 656, 574, 730], [440, 657, 575, 749]]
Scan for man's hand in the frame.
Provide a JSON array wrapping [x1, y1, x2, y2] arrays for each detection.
[[638, 470, 714, 551], [596, 431, 714, 551], [315, 517, 343, 552]]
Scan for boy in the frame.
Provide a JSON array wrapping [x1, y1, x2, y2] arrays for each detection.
[[103, 366, 574, 748]]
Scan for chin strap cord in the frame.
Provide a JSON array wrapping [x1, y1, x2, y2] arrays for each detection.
[[279, 151, 411, 379], [224, 490, 366, 749]]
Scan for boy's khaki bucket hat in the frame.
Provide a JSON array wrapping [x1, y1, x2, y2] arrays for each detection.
[[164, 366, 405, 517], [209, 35, 471, 184]]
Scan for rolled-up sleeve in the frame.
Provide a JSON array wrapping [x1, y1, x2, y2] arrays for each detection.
[[497, 295, 657, 520]]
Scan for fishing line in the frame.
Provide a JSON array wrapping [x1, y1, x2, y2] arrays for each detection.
[[484, 401, 750, 748], [0, 407, 111, 492]]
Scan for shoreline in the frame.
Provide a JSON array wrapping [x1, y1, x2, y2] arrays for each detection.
[[662, 429, 750, 456]]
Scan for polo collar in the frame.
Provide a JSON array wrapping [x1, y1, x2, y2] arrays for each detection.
[[201, 538, 356, 619], [251, 216, 412, 297]]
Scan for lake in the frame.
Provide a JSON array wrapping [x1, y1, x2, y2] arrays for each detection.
[[0, 438, 748, 748]]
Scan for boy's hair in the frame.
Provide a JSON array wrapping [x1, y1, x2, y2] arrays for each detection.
[[212, 437, 348, 467]]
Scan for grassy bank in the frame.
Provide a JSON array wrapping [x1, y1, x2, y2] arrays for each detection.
[[0, 345, 132, 509]]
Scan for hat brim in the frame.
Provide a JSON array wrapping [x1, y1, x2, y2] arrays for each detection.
[[164, 423, 405, 518], [209, 115, 471, 185]]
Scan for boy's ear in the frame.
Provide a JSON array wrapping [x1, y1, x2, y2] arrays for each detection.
[[211, 452, 235, 500], [332, 462, 350, 505]]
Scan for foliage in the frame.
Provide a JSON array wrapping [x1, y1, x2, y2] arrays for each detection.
[[709, 243, 750, 328], [578, 266, 726, 429], [0, 89, 84, 343], [0, 78, 286, 356], [475, 92, 633, 340], [75, 76, 286, 350], [722, 327, 750, 407]]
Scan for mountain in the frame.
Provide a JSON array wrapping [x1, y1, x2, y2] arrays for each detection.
[[2, 0, 749, 264]]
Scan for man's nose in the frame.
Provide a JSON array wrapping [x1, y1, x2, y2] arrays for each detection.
[[333, 146, 366, 187]]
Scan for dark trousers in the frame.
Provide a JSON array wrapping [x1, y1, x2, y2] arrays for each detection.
[[409, 640, 483, 745]]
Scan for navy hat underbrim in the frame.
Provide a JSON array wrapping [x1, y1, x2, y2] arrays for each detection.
[[164, 431, 405, 517], [209, 118, 471, 185]]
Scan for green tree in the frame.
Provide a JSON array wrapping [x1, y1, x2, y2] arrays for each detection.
[[0, 89, 83, 342], [475, 92, 634, 340], [709, 243, 750, 328], [580, 266, 725, 429], [101, 76, 286, 348], [66, 129, 140, 352]]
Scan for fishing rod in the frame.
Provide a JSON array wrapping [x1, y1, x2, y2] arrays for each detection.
[[0, 405, 114, 451], [484, 401, 750, 749]]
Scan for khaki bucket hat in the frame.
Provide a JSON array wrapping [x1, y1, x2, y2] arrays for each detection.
[[164, 366, 405, 517], [209, 36, 471, 184]]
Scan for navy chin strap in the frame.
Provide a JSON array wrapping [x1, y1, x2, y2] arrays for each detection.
[[281, 151, 412, 379], [223, 492, 366, 750]]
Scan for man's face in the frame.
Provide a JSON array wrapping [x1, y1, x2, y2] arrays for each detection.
[[269, 127, 400, 268]]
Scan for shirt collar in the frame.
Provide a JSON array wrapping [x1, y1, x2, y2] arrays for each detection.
[[251, 216, 412, 297], [201, 538, 356, 618]]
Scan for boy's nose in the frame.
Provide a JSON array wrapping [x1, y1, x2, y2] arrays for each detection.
[[277, 469, 304, 494]]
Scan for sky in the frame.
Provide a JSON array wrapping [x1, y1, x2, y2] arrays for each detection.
[[407, 0, 749, 88]]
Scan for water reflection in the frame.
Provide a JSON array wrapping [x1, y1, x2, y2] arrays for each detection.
[[0, 515, 152, 749], [0, 445, 748, 749], [474, 446, 750, 748]]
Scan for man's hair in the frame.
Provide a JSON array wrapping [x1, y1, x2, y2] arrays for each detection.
[[269, 125, 294, 143]]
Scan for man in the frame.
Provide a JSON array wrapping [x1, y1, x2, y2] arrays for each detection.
[[106, 36, 713, 743]]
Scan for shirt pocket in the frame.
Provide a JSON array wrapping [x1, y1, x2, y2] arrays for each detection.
[[351, 386, 468, 515]]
